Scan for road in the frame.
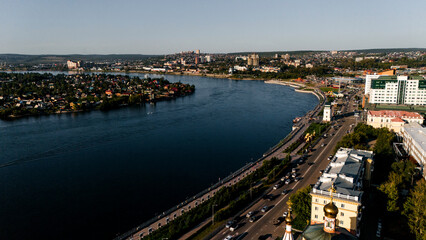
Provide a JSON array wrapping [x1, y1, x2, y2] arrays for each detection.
[[211, 90, 361, 240]]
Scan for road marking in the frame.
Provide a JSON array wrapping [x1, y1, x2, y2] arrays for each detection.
[[301, 125, 345, 178]]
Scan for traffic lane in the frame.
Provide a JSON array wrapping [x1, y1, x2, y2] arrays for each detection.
[[227, 124, 352, 240]]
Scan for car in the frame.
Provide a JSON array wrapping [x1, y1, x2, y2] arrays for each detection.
[[230, 224, 238, 232], [226, 220, 235, 228], [320, 170, 324, 174], [321, 143, 326, 147], [273, 184, 280, 190], [291, 172, 297, 178], [246, 211, 253, 218], [285, 179, 291, 185], [249, 216, 256, 223], [283, 211, 288, 217], [328, 155, 333, 160], [292, 168, 297, 173], [261, 206, 269, 213], [224, 235, 233, 240], [281, 177, 286, 182], [295, 177, 301, 182], [282, 189, 290, 195]]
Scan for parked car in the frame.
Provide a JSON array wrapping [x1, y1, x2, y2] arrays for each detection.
[[261, 206, 269, 213], [283, 211, 288, 217], [282, 189, 290, 195], [224, 235, 233, 240], [292, 168, 297, 173], [292, 172, 297, 178], [328, 155, 333, 160], [249, 216, 257, 223], [273, 184, 280, 190], [246, 211, 254, 218], [285, 179, 291, 185], [295, 177, 301, 182]]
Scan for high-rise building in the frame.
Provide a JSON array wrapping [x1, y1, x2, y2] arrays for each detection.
[[365, 75, 426, 105], [195, 49, 200, 54], [310, 148, 374, 236], [67, 60, 81, 69], [247, 54, 259, 66]]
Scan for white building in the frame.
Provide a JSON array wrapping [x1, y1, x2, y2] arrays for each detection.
[[323, 103, 331, 122], [400, 122, 426, 179], [365, 75, 426, 105], [366, 110, 424, 133], [310, 148, 374, 236], [67, 60, 81, 69]]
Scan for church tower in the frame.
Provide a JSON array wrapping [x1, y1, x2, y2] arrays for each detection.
[[323, 184, 338, 233], [282, 205, 294, 240]]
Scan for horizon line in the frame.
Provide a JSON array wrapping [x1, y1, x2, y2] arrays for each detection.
[[1, 47, 426, 56]]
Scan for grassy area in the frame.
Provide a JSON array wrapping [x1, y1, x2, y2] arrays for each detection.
[[320, 87, 338, 93]]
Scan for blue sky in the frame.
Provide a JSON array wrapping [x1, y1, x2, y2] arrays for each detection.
[[1, 0, 425, 54]]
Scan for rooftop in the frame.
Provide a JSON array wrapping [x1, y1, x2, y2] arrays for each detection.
[[402, 122, 426, 152], [312, 148, 374, 202], [368, 110, 423, 119]]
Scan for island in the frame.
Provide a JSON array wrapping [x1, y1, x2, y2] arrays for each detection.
[[0, 72, 195, 119]]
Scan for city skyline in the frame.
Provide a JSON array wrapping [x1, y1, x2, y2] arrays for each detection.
[[1, 0, 426, 55]]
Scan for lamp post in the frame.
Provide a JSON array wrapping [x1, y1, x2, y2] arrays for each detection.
[[212, 203, 218, 225]]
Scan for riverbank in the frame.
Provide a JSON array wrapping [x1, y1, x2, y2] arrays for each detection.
[[264, 80, 323, 101]]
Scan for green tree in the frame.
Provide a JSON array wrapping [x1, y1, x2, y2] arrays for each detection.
[[403, 179, 426, 240], [288, 185, 312, 229], [378, 172, 402, 212]]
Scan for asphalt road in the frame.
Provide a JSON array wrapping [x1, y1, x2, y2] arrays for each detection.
[[211, 91, 360, 240]]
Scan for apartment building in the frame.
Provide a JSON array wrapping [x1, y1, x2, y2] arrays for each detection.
[[310, 148, 374, 236]]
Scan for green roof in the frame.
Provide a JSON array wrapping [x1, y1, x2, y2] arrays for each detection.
[[377, 76, 397, 80]]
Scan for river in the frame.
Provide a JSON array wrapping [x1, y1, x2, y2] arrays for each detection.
[[0, 73, 318, 239]]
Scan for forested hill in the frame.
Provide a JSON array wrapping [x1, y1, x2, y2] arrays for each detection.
[[0, 54, 159, 64]]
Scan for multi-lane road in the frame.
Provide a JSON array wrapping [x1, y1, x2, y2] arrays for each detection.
[[211, 90, 361, 240]]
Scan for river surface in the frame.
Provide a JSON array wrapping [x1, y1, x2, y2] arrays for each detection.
[[0, 73, 318, 239]]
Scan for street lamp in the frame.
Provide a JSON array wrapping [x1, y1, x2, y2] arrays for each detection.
[[212, 203, 218, 225]]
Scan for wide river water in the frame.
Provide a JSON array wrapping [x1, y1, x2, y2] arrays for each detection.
[[0, 73, 318, 239]]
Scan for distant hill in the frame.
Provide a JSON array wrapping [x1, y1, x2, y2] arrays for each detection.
[[0, 54, 160, 64], [343, 48, 426, 54], [227, 48, 426, 57], [227, 50, 323, 57]]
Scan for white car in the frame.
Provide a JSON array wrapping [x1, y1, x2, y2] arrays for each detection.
[[224, 235, 233, 240], [246, 211, 253, 218], [285, 179, 291, 185], [283, 211, 288, 217]]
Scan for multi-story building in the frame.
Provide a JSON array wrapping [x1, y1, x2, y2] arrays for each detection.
[[365, 75, 426, 105], [67, 60, 81, 69], [400, 122, 426, 179], [310, 148, 374, 236], [247, 54, 259, 66], [367, 110, 424, 133], [323, 102, 332, 122]]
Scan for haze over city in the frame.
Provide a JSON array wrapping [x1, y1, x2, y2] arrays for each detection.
[[1, 0, 426, 54]]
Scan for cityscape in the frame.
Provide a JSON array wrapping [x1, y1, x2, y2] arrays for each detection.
[[0, 1, 425, 240]]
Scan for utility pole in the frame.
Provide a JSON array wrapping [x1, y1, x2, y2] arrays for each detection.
[[212, 203, 218, 225]]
